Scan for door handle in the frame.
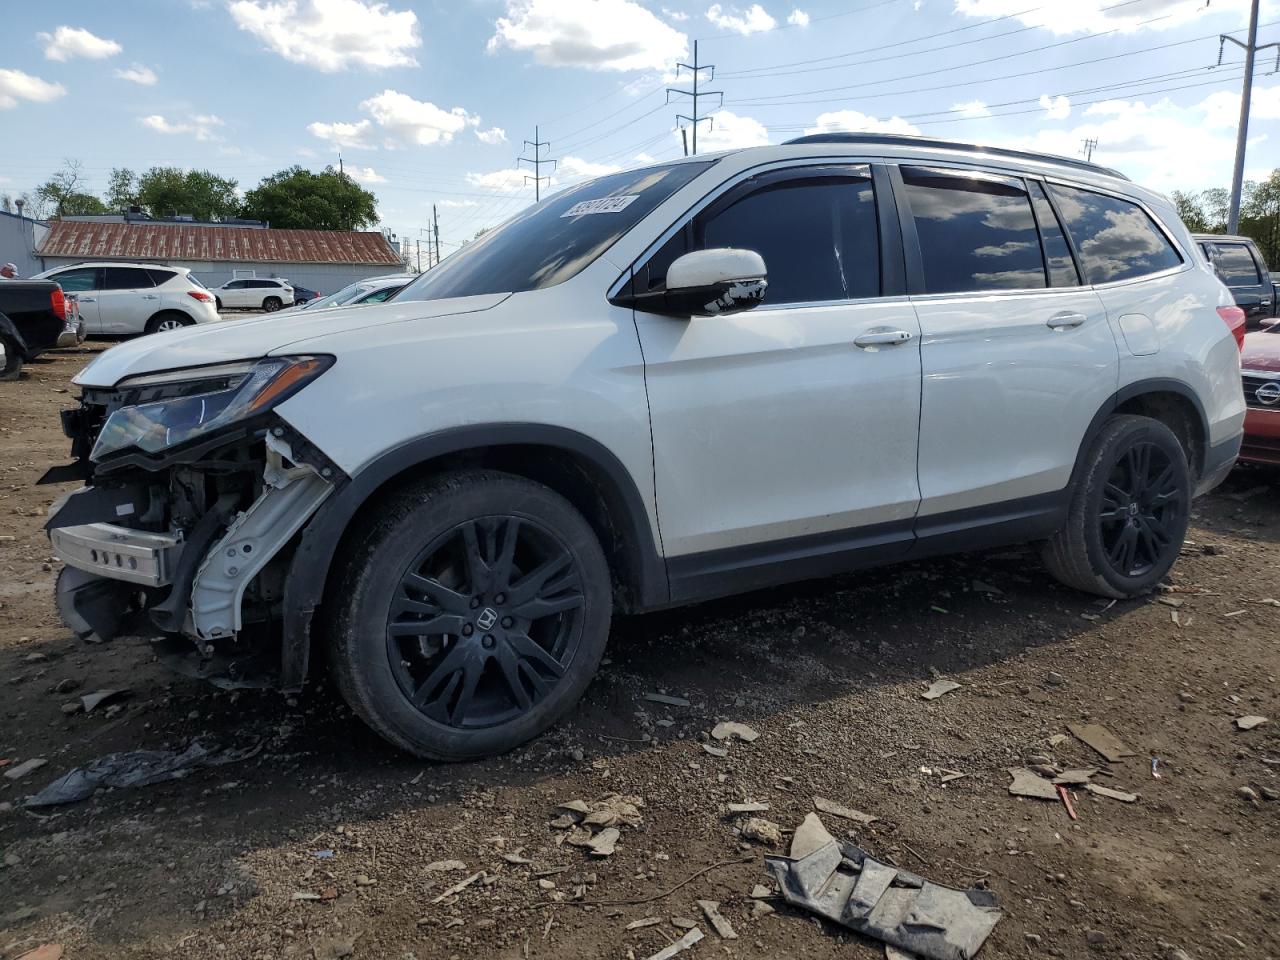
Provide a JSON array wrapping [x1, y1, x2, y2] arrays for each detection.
[[853, 330, 914, 348], [79, 297, 96, 303], [142, 294, 159, 300], [1047, 311, 1086, 329]]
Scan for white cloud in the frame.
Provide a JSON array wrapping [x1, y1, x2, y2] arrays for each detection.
[[559, 156, 622, 179], [361, 90, 478, 145], [663, 7, 690, 20], [438, 199, 479, 208], [466, 167, 529, 192], [685, 110, 770, 150], [308, 118, 377, 149], [476, 126, 508, 145], [952, 99, 990, 118], [1039, 94, 1071, 120], [229, 0, 421, 71], [347, 165, 385, 184], [1199, 86, 1280, 129], [39, 25, 121, 61], [786, 8, 810, 26], [489, 0, 688, 72], [114, 63, 157, 85], [706, 3, 776, 34], [140, 113, 225, 141], [634, 151, 657, 164], [953, 0, 1252, 35], [804, 109, 920, 136], [0, 69, 66, 109]]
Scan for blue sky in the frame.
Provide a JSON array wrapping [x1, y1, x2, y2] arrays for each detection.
[[1, 0, 1278, 256]]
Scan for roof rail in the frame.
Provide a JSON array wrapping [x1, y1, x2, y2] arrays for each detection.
[[782, 132, 1130, 181]]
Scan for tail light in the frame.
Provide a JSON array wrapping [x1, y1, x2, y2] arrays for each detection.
[[50, 287, 67, 321], [188, 290, 214, 302], [1217, 305, 1246, 351]]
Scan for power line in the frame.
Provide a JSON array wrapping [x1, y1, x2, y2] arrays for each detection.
[[667, 40, 722, 155], [1081, 137, 1099, 161], [517, 125, 556, 201]]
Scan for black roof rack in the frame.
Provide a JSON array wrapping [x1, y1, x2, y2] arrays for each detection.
[[782, 132, 1130, 181]]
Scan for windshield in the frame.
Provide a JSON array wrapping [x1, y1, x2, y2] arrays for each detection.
[[306, 281, 376, 310], [397, 160, 714, 302]]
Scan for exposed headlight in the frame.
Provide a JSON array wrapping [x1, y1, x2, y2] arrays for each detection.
[[91, 356, 332, 461]]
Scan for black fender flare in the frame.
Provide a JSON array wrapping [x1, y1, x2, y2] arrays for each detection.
[[279, 423, 668, 689], [0, 312, 30, 358]]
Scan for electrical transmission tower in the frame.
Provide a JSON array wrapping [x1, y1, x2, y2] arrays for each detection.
[[1080, 138, 1098, 162], [1218, 0, 1280, 233], [667, 40, 722, 156], [518, 126, 556, 201]]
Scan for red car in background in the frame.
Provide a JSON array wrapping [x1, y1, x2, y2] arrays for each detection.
[[1240, 326, 1280, 465]]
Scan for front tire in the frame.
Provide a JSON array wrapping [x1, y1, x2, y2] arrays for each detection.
[[0, 336, 23, 381], [329, 470, 612, 760], [1042, 414, 1190, 598]]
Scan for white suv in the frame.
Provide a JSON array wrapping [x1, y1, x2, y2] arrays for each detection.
[[212, 277, 294, 312], [32, 262, 219, 335], [43, 134, 1245, 760]]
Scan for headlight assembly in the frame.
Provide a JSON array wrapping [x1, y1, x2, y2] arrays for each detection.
[[91, 356, 333, 461]]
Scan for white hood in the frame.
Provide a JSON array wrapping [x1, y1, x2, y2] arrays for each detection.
[[74, 294, 510, 387]]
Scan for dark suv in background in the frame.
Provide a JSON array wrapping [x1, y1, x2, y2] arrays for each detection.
[[1195, 234, 1276, 327]]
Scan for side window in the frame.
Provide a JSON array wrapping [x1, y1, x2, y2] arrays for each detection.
[[1028, 181, 1080, 286], [104, 267, 156, 290], [225, 279, 247, 289], [50, 268, 100, 292], [250, 279, 277, 289], [1214, 244, 1261, 286], [146, 269, 177, 286], [1046, 183, 1182, 284], [901, 166, 1046, 293], [361, 286, 402, 303]]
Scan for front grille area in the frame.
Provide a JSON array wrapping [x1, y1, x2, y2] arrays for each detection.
[[1242, 372, 1280, 410]]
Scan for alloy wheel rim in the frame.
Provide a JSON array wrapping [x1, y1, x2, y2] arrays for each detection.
[[157, 319, 184, 331], [1098, 441, 1182, 578], [385, 515, 585, 729]]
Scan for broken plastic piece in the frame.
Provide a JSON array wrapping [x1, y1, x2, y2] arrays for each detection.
[[1067, 723, 1135, 762], [766, 829, 1002, 960]]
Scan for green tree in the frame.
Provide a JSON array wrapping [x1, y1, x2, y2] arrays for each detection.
[[136, 167, 240, 221], [106, 167, 140, 211], [1240, 169, 1280, 268], [1170, 190, 1209, 233], [34, 159, 107, 218], [239, 166, 379, 230]]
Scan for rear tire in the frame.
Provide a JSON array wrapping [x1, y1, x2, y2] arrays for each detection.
[[215, 297, 223, 311], [329, 469, 612, 760], [0, 335, 23, 381], [1042, 414, 1190, 598], [262, 296, 282, 312], [145, 312, 193, 334]]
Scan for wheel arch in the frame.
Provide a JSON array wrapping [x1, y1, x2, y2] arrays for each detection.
[[1073, 378, 1209, 487], [0, 312, 31, 358], [279, 424, 668, 689], [146, 308, 195, 331]]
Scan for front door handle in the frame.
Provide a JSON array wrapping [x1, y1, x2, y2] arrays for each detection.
[[853, 330, 914, 348], [1047, 312, 1086, 329], [142, 294, 159, 300], [79, 297, 96, 303]]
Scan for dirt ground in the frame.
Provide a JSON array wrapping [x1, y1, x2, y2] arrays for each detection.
[[1, 343, 1277, 960]]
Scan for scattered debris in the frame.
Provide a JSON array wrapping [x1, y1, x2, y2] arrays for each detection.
[[697, 899, 738, 939], [671, 917, 699, 930], [1056, 785, 1078, 821], [430, 870, 485, 903], [80, 688, 130, 713], [702, 744, 727, 758], [740, 817, 783, 847], [749, 884, 771, 899], [921, 679, 961, 700], [1086, 784, 1139, 803], [711, 721, 759, 742], [766, 816, 1002, 960], [971, 580, 1003, 595], [1048, 733, 1069, 747], [752, 900, 775, 918], [726, 801, 770, 814], [312, 849, 335, 860], [312, 937, 354, 960], [1151, 758, 1162, 779], [292, 891, 322, 902], [790, 812, 835, 859], [626, 917, 662, 930], [1235, 715, 1268, 731], [3, 758, 47, 781], [813, 796, 878, 825], [425, 859, 467, 872], [588, 827, 620, 857], [1008, 768, 1059, 800], [644, 693, 691, 707], [1067, 723, 1136, 762], [643, 928, 703, 960], [24, 740, 260, 807], [1052, 768, 1098, 786]]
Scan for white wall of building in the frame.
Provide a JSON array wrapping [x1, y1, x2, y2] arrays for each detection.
[[0, 212, 49, 278]]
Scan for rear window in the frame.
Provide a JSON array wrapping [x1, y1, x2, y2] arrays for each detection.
[[146, 269, 178, 286], [1047, 184, 1182, 284], [398, 160, 714, 302], [1212, 243, 1261, 286]]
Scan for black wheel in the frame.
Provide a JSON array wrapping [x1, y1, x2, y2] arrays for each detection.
[[0, 335, 22, 381], [145, 312, 193, 334], [262, 296, 282, 312], [1042, 414, 1190, 598], [330, 470, 612, 760], [215, 297, 223, 311]]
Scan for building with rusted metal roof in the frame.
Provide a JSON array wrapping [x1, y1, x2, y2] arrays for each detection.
[[36, 219, 408, 297]]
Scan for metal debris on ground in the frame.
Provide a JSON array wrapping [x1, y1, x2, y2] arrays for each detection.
[[711, 721, 759, 742], [80, 688, 130, 712], [24, 739, 260, 807], [813, 796, 878, 824], [644, 693, 691, 707], [1007, 768, 1059, 800], [921, 679, 961, 700], [1235, 715, 1268, 731], [643, 928, 703, 960], [697, 899, 738, 939], [1085, 784, 1139, 803], [1067, 722, 1136, 762], [765, 814, 1002, 960]]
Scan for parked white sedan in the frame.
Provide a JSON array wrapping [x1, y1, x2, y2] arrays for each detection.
[[212, 278, 294, 312], [32, 261, 219, 334]]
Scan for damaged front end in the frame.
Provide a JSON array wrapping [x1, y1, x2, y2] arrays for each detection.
[[42, 356, 343, 687]]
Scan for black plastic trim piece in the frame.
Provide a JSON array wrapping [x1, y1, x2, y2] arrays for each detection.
[[885, 165, 926, 296], [910, 491, 1067, 560], [44, 484, 148, 531]]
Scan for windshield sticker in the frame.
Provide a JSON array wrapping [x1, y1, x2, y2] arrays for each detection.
[[560, 195, 639, 218]]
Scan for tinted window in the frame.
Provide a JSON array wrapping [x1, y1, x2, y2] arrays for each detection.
[[104, 267, 155, 290], [398, 161, 713, 302], [51, 268, 100, 292], [902, 167, 1046, 293], [224, 280, 247, 289], [360, 284, 406, 303], [146, 269, 177, 286], [1047, 184, 1182, 284], [1028, 181, 1080, 286], [249, 279, 283, 288], [1213, 244, 1261, 286], [695, 173, 880, 304]]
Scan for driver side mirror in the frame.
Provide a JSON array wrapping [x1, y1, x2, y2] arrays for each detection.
[[614, 248, 768, 318]]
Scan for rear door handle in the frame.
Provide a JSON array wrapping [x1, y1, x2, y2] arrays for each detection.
[[854, 330, 914, 348], [1047, 312, 1086, 329], [142, 294, 159, 300]]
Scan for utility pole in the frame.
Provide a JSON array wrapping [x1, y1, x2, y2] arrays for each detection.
[[415, 237, 421, 273], [518, 126, 556, 201], [338, 151, 344, 176], [1219, 0, 1280, 233], [667, 40, 722, 156], [433, 204, 441, 265], [1080, 138, 1098, 162]]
